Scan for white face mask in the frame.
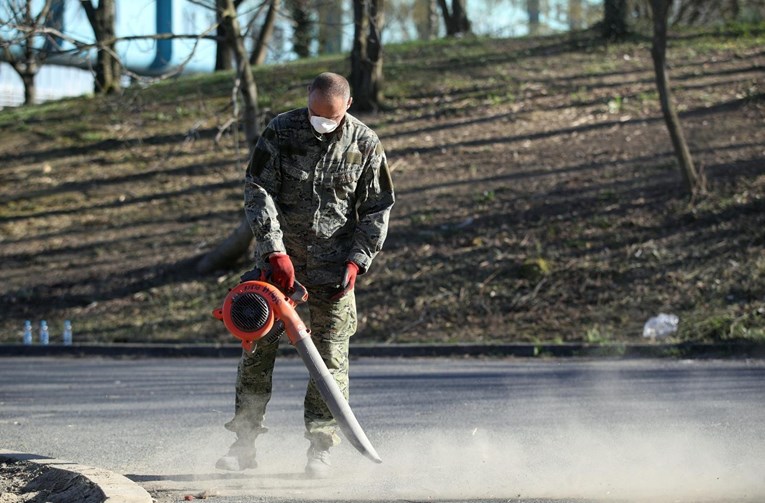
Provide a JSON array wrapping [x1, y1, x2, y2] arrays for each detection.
[[310, 115, 339, 134]]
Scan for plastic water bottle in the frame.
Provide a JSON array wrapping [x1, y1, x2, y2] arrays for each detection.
[[40, 320, 49, 345], [23, 321, 33, 345], [63, 320, 73, 346], [642, 313, 679, 339]]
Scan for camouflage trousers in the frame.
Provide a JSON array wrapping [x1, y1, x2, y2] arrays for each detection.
[[224, 285, 357, 450]]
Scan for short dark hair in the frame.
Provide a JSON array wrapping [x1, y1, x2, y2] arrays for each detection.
[[309, 72, 351, 101]]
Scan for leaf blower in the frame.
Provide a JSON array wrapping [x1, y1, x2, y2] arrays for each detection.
[[213, 271, 382, 464]]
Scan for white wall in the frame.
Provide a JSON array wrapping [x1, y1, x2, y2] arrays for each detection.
[[0, 63, 94, 108]]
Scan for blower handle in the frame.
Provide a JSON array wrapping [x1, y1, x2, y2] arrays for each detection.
[[239, 267, 308, 305], [289, 280, 309, 304]]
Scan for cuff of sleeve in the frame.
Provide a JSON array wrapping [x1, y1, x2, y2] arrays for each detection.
[[348, 252, 371, 274], [257, 240, 286, 260]]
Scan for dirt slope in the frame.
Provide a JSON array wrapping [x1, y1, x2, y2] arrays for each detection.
[[1, 28, 763, 344]]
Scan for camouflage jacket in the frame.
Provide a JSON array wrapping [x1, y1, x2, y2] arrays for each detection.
[[244, 108, 395, 287]]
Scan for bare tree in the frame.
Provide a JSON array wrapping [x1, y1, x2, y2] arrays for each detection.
[[250, 0, 280, 65], [213, 0, 246, 70], [215, 0, 233, 70], [437, 0, 469, 36], [191, 0, 278, 68], [287, 0, 313, 57], [568, 0, 583, 31], [350, 0, 384, 112], [196, 0, 261, 273], [527, 0, 541, 35], [224, 3, 259, 150], [649, 0, 705, 197], [0, 0, 57, 105], [2, 0, 231, 104], [41, 0, 63, 52], [317, 0, 343, 54], [80, 0, 121, 94], [419, 0, 440, 40]]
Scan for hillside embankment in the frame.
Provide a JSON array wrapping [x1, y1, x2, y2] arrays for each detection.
[[1, 27, 763, 345]]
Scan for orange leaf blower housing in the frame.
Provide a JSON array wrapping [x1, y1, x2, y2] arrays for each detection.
[[212, 280, 308, 352]]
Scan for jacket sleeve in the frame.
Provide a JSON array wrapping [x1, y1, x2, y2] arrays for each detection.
[[244, 122, 287, 260], [348, 140, 395, 273]]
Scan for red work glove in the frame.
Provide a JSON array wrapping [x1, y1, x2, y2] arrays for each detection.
[[268, 253, 295, 293], [331, 261, 359, 301]]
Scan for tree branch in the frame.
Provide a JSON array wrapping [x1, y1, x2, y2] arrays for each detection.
[[1, 20, 220, 86], [33, 0, 54, 27], [79, 0, 97, 28]]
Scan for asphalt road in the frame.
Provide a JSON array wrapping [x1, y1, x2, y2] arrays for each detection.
[[1, 356, 764, 503]]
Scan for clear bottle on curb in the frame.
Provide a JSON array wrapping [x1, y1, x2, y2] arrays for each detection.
[[63, 320, 72, 346], [40, 320, 49, 345], [23, 321, 33, 345]]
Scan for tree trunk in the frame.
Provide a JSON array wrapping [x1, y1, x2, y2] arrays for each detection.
[[215, 23, 234, 70], [317, 0, 344, 54], [350, 0, 384, 112], [568, 0, 583, 31], [251, 0, 280, 65], [3, 0, 57, 106], [527, 0, 541, 35], [219, 0, 259, 148], [42, 0, 66, 53], [437, 0, 470, 36], [684, 1, 708, 25], [196, 0, 260, 273], [649, 0, 704, 197], [287, 0, 313, 58], [426, 0, 439, 40], [20, 70, 37, 105], [451, 0, 470, 34], [95, 43, 120, 94], [369, 0, 383, 96], [351, 0, 369, 106], [603, 0, 628, 40], [415, 0, 440, 40], [195, 217, 254, 274], [436, 0, 453, 35], [215, 0, 246, 71], [81, 0, 121, 94]]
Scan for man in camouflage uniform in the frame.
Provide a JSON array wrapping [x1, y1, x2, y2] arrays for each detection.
[[216, 72, 394, 479]]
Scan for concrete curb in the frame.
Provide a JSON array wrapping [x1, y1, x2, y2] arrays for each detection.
[[0, 341, 764, 358], [0, 450, 153, 503]]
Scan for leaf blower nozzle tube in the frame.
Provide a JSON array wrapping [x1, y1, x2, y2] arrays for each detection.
[[213, 280, 382, 464]]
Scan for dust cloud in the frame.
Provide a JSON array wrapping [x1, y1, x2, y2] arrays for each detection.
[[349, 425, 765, 502], [144, 361, 764, 502], [152, 417, 764, 502]]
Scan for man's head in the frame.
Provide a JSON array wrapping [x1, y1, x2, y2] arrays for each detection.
[[307, 72, 352, 134]]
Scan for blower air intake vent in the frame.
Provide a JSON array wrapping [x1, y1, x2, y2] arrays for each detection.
[[230, 292, 270, 332], [261, 321, 285, 345]]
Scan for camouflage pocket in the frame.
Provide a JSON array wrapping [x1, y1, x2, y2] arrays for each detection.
[[280, 164, 311, 205], [283, 164, 310, 181], [323, 164, 362, 188]]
